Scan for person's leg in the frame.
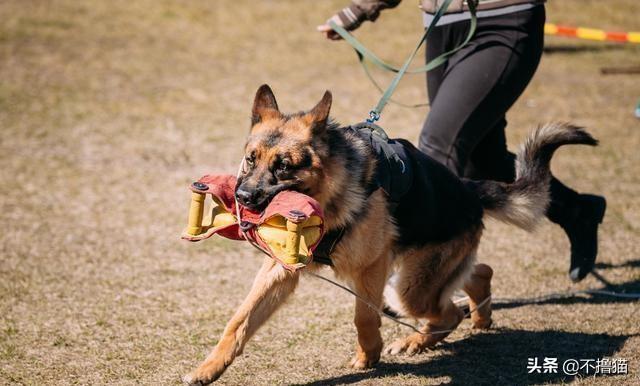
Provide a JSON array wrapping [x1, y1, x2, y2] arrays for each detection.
[[467, 119, 605, 281], [547, 181, 606, 282], [468, 123, 606, 282], [419, 8, 545, 174], [425, 24, 448, 105], [420, 6, 605, 282], [463, 118, 515, 182]]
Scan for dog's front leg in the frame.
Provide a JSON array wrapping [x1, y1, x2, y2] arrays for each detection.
[[184, 257, 299, 385], [348, 256, 389, 369]]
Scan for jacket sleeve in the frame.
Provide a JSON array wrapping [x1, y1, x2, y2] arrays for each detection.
[[336, 0, 402, 30], [353, 0, 402, 20]]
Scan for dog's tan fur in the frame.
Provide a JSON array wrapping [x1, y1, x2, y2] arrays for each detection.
[[184, 86, 495, 385]]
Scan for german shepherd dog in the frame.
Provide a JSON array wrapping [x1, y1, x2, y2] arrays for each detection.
[[184, 85, 597, 385]]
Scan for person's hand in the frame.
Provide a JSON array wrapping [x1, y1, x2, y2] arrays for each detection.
[[317, 14, 345, 41], [317, 6, 366, 41]]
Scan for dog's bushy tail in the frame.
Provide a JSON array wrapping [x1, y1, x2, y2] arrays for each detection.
[[466, 123, 597, 230]]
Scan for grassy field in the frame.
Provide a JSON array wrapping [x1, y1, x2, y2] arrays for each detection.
[[1, 0, 639, 385]]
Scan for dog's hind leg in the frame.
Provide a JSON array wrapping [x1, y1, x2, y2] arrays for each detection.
[[463, 263, 493, 329], [385, 228, 482, 356], [184, 257, 299, 385], [348, 254, 390, 369], [385, 297, 464, 356]]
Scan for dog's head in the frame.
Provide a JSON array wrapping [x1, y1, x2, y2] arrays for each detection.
[[235, 85, 332, 211]]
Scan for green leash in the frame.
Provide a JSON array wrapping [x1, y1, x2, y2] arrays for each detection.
[[329, 0, 478, 121]]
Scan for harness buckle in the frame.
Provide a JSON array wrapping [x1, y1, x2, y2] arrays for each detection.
[[366, 110, 380, 123]]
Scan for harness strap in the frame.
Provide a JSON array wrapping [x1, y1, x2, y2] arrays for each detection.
[[312, 228, 346, 266], [312, 123, 413, 264], [328, 0, 478, 116]]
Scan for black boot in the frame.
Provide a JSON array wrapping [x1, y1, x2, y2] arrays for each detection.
[[563, 194, 606, 282], [547, 178, 606, 282]]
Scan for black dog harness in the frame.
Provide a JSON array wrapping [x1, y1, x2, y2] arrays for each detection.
[[313, 122, 413, 265]]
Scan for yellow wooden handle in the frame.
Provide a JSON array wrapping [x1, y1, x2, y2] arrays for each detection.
[[284, 219, 303, 264], [187, 192, 206, 236]]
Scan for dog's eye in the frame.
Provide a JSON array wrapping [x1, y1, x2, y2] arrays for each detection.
[[245, 153, 255, 167], [275, 160, 292, 179]]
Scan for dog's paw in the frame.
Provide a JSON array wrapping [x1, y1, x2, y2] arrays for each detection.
[[182, 373, 208, 386], [348, 354, 378, 370], [384, 337, 422, 356], [183, 371, 217, 386], [471, 316, 492, 330], [348, 346, 380, 370], [183, 358, 227, 386], [182, 371, 218, 386], [384, 333, 437, 356]]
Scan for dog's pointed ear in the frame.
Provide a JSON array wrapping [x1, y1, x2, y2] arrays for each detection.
[[251, 84, 281, 126], [303, 91, 332, 133]]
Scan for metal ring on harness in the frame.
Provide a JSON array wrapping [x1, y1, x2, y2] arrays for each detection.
[[367, 110, 380, 123]]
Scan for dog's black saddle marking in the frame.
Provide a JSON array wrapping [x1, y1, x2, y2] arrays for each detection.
[[313, 122, 413, 266]]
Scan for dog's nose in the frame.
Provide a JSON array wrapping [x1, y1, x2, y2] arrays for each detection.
[[235, 189, 253, 206], [236, 187, 266, 206]]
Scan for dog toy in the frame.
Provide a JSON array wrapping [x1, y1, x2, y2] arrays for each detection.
[[182, 174, 325, 271]]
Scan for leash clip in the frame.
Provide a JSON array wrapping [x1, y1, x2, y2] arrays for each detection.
[[239, 221, 255, 232], [366, 110, 380, 123], [396, 157, 406, 173]]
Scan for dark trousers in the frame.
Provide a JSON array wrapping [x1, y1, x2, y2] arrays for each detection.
[[418, 5, 578, 224]]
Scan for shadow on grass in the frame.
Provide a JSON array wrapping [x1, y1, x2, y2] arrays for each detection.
[[595, 258, 640, 270], [294, 328, 632, 386], [493, 261, 640, 310]]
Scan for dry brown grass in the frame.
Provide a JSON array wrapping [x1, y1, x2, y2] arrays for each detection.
[[1, 0, 639, 385]]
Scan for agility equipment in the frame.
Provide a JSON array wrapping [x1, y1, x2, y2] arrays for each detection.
[[182, 174, 324, 271], [545, 23, 640, 44], [600, 66, 640, 75]]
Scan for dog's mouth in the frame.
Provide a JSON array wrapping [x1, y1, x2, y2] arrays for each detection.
[[241, 199, 269, 213], [236, 183, 299, 213]]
